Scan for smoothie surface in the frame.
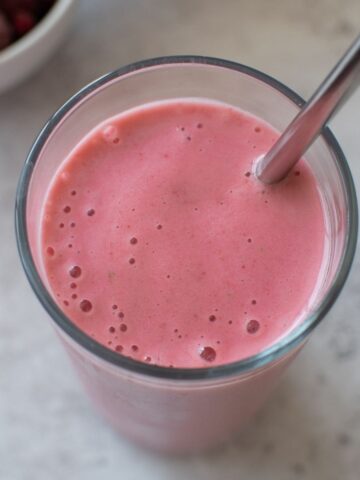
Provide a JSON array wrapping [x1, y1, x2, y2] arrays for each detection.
[[41, 100, 325, 367]]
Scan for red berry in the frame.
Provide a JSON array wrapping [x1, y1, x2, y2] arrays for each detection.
[[0, 1, 36, 16], [13, 9, 35, 36], [0, 11, 12, 50]]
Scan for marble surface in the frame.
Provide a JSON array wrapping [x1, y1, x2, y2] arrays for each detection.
[[1, 1, 360, 479]]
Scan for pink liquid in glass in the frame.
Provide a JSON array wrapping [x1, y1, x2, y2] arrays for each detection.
[[41, 99, 325, 368]]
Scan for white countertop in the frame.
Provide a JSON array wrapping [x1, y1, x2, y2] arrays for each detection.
[[1, 1, 360, 479]]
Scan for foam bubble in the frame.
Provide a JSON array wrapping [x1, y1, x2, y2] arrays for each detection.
[[102, 124, 120, 144], [200, 346, 216, 362], [246, 319, 260, 334], [61, 171, 70, 182], [69, 266, 82, 278], [80, 299, 92, 313]]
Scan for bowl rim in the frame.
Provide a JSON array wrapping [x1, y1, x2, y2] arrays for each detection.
[[0, 0, 75, 65], [15, 55, 358, 381]]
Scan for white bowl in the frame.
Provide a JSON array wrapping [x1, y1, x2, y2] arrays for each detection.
[[0, 0, 77, 94]]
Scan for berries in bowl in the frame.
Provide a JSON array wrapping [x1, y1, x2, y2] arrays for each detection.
[[0, 1, 58, 50], [0, 0, 76, 94]]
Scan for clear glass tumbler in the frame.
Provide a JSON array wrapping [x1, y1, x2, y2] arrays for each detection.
[[15, 57, 358, 454]]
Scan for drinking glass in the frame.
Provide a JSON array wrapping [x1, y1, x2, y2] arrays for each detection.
[[15, 57, 358, 453]]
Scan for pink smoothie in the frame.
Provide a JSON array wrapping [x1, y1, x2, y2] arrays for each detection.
[[41, 100, 325, 368]]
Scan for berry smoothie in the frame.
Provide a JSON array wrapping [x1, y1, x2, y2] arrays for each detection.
[[41, 99, 325, 368]]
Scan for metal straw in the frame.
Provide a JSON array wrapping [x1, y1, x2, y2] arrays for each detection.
[[256, 35, 360, 184]]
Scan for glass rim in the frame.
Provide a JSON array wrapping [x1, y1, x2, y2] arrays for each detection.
[[15, 55, 358, 381]]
